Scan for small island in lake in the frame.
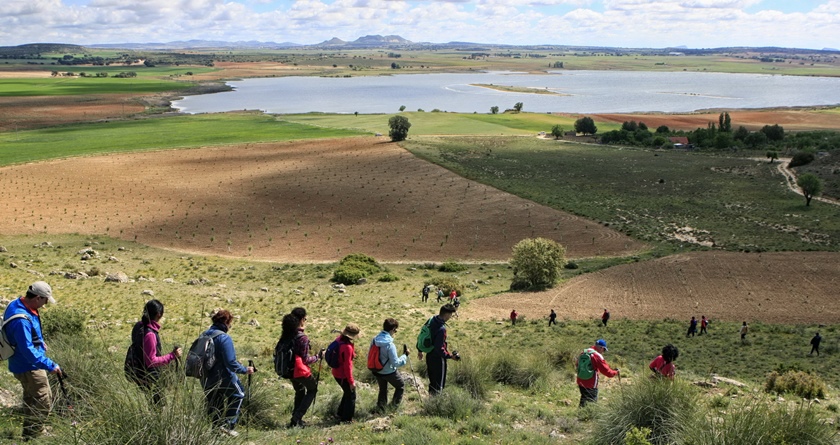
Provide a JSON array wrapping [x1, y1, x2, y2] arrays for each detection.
[[471, 84, 569, 95]]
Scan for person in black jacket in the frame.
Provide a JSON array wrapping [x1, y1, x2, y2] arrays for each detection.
[[418, 304, 460, 395], [810, 332, 822, 356]]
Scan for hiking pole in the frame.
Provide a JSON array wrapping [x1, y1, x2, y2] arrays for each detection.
[[403, 344, 423, 402], [57, 371, 79, 445], [247, 359, 254, 440], [313, 347, 325, 408]]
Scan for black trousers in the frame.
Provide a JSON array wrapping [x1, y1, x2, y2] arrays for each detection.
[[374, 371, 405, 408], [290, 375, 318, 423], [426, 354, 447, 396], [334, 377, 356, 422], [578, 385, 599, 407]]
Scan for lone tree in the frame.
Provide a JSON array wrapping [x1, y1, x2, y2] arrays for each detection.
[[513, 102, 524, 112], [574, 116, 597, 135], [510, 238, 566, 290], [388, 115, 411, 141], [766, 150, 779, 163], [797, 173, 823, 206], [550, 124, 564, 139], [490, 106, 499, 115]]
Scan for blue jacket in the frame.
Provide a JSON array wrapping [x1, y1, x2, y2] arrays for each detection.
[[427, 315, 452, 359], [3, 297, 58, 374], [201, 323, 248, 389], [372, 331, 407, 375]]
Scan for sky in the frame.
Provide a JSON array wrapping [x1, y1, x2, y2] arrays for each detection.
[[1, 0, 839, 49]]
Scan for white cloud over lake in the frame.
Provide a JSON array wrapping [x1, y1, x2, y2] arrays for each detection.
[[0, 0, 837, 49]]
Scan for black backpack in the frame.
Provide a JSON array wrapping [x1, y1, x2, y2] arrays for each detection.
[[274, 333, 303, 379], [124, 322, 160, 385], [185, 331, 224, 379]]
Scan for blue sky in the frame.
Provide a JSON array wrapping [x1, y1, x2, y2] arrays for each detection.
[[1, 0, 838, 49]]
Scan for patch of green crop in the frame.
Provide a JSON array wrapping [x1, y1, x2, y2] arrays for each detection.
[[0, 77, 191, 96]]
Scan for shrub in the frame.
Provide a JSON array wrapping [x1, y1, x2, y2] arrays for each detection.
[[388, 115, 411, 141], [333, 253, 382, 284], [764, 370, 827, 399], [789, 151, 816, 167], [427, 277, 464, 297], [332, 265, 367, 285], [42, 305, 87, 338], [486, 351, 550, 390], [423, 386, 482, 421], [510, 238, 566, 290], [593, 377, 698, 445], [438, 260, 468, 273], [450, 355, 488, 399], [684, 399, 836, 445], [378, 273, 400, 282]]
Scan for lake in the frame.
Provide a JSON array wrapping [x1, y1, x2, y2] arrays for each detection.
[[172, 71, 840, 114]]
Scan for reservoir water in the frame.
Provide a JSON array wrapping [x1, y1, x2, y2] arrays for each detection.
[[172, 71, 840, 114]]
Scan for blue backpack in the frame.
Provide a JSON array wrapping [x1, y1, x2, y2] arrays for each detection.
[[324, 339, 341, 369]]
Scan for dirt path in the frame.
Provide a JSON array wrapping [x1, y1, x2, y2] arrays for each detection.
[[761, 157, 840, 206], [466, 251, 840, 324]]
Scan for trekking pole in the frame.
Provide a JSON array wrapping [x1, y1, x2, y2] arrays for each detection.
[[247, 359, 254, 440], [313, 347, 325, 407], [57, 371, 79, 445], [403, 344, 423, 402]]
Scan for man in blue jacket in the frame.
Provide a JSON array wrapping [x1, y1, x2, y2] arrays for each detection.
[[371, 318, 409, 411], [2, 281, 62, 439], [200, 309, 255, 437]]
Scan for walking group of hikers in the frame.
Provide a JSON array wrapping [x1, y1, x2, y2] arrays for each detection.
[[1, 280, 829, 439]]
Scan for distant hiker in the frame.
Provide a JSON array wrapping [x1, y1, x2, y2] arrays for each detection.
[[699, 316, 709, 335], [649, 344, 679, 380], [279, 311, 321, 428], [200, 309, 255, 437], [371, 318, 409, 412], [549, 309, 557, 326], [418, 304, 460, 396], [575, 339, 619, 407], [331, 323, 360, 423], [739, 322, 749, 342], [422, 285, 430, 303], [510, 310, 518, 326], [2, 282, 61, 440], [452, 296, 461, 313], [125, 299, 182, 404], [436, 288, 444, 303], [810, 332, 822, 356], [449, 290, 457, 303], [601, 309, 610, 327], [686, 316, 698, 337]]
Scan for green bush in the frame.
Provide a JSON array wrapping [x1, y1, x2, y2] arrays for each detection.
[[332, 265, 367, 285], [510, 238, 566, 290], [683, 399, 836, 445], [41, 306, 87, 339], [486, 351, 550, 390], [438, 260, 468, 273], [789, 151, 816, 167], [378, 272, 400, 282], [450, 355, 488, 399], [764, 370, 827, 399], [333, 253, 382, 284], [423, 386, 482, 421], [593, 377, 698, 445], [427, 277, 464, 297]]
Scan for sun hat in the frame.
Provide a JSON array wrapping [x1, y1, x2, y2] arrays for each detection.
[[595, 339, 608, 351], [341, 323, 361, 340], [29, 281, 56, 304]]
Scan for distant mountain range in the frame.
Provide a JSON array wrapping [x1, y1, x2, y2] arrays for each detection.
[[2, 37, 839, 54]]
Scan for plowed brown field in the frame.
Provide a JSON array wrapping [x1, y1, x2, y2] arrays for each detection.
[[467, 251, 840, 324], [0, 95, 144, 132], [0, 137, 645, 262], [593, 109, 840, 132]]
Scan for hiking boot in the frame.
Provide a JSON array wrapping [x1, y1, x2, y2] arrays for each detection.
[[288, 419, 307, 428], [219, 426, 239, 437]]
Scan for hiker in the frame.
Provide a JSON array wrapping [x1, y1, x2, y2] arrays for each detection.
[[2, 282, 62, 440], [510, 309, 518, 326], [371, 318, 409, 412], [699, 316, 709, 335], [331, 323, 360, 423], [575, 339, 619, 407], [453, 295, 461, 313], [810, 332, 822, 356], [601, 309, 610, 327], [649, 344, 679, 380], [739, 321, 749, 342], [686, 316, 698, 337], [125, 299, 182, 404], [281, 312, 321, 428], [436, 288, 444, 303], [418, 304, 460, 396], [549, 309, 557, 326], [421, 285, 430, 303], [449, 289, 457, 303], [201, 309, 255, 437]]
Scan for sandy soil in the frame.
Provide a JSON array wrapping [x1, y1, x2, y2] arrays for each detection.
[[592, 109, 840, 132], [190, 62, 305, 81], [0, 137, 645, 262], [0, 71, 52, 78], [467, 251, 840, 324]]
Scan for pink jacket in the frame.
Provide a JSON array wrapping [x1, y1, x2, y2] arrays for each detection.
[[142, 320, 177, 368]]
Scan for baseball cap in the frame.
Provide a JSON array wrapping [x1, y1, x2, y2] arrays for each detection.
[[29, 281, 56, 304], [595, 339, 608, 351]]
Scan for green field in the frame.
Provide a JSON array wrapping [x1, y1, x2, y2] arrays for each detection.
[[0, 76, 193, 97], [0, 113, 367, 166], [403, 136, 840, 252], [0, 234, 837, 444]]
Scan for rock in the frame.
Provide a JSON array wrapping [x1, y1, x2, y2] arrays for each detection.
[[549, 429, 566, 439], [356, 278, 367, 285], [80, 254, 91, 261], [337, 288, 346, 293], [77, 248, 97, 256], [711, 374, 746, 387], [117, 246, 126, 251], [65, 271, 89, 280], [9, 262, 18, 268], [560, 399, 573, 406], [0, 246, 6, 252], [163, 278, 175, 284], [366, 417, 391, 432], [293, 289, 302, 295], [142, 290, 155, 296], [333, 283, 346, 290], [27, 269, 44, 277], [108, 256, 119, 262], [260, 287, 269, 292], [311, 291, 319, 297], [105, 271, 129, 283], [247, 319, 260, 327]]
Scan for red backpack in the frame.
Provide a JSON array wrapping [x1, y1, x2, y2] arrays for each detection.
[[367, 341, 390, 373]]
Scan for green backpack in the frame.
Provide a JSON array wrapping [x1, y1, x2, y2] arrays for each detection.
[[416, 317, 436, 353], [577, 349, 596, 379]]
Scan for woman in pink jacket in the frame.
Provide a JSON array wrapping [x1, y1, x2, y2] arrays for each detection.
[[126, 300, 182, 403]]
